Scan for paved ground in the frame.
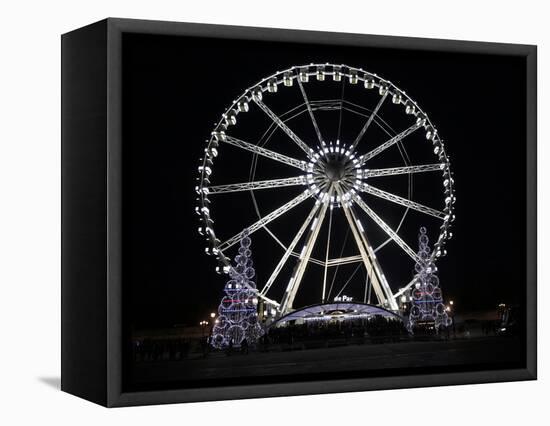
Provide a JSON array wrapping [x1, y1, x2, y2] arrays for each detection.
[[130, 335, 523, 388]]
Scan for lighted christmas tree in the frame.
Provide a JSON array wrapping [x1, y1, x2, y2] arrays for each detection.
[[211, 229, 263, 348], [408, 227, 451, 333]]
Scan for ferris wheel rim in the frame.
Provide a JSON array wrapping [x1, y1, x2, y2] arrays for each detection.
[[196, 63, 455, 312]]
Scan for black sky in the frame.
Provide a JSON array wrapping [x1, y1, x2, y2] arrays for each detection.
[[122, 33, 527, 329]]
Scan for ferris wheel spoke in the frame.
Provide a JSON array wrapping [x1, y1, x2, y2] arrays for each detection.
[[310, 99, 342, 111], [351, 213, 398, 311], [325, 255, 363, 267], [255, 102, 307, 148], [353, 195, 421, 263], [362, 163, 445, 178], [223, 135, 307, 171], [208, 176, 307, 194], [360, 183, 445, 219], [217, 190, 312, 252], [333, 263, 363, 300], [256, 293, 281, 308], [357, 122, 422, 167], [350, 92, 388, 151], [337, 189, 397, 310], [253, 98, 313, 157], [321, 206, 334, 303], [260, 201, 322, 297], [295, 72, 324, 145], [280, 190, 332, 314], [392, 277, 417, 299]]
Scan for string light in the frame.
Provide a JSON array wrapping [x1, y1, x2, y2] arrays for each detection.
[[211, 230, 263, 348], [408, 227, 452, 333]]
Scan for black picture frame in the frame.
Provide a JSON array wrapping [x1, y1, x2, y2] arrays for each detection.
[[61, 17, 537, 407]]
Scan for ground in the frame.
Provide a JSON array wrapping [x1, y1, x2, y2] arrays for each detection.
[[129, 335, 523, 390]]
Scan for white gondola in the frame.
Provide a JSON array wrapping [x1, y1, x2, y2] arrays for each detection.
[[364, 77, 375, 89], [237, 100, 249, 112], [267, 78, 278, 93], [316, 66, 325, 81], [283, 72, 293, 87], [333, 66, 342, 81], [251, 87, 263, 102]]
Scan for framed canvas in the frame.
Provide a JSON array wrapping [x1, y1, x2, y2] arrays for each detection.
[[61, 18, 537, 407]]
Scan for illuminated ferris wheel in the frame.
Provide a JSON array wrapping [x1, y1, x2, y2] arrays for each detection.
[[196, 63, 455, 316]]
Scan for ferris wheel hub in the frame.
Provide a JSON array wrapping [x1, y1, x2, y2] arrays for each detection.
[[325, 159, 347, 182], [305, 144, 357, 209]]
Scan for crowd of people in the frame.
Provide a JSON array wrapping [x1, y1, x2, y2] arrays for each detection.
[[132, 316, 408, 361], [265, 315, 407, 347], [132, 338, 192, 362]]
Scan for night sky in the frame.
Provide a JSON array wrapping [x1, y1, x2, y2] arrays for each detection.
[[122, 32, 527, 330]]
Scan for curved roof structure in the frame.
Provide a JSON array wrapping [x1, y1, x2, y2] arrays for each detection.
[[271, 302, 403, 328]]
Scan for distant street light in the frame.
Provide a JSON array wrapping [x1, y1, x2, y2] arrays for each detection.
[[210, 312, 216, 319], [199, 320, 209, 337], [450, 300, 454, 306]]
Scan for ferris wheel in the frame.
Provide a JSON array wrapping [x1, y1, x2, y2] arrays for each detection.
[[196, 63, 455, 316]]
